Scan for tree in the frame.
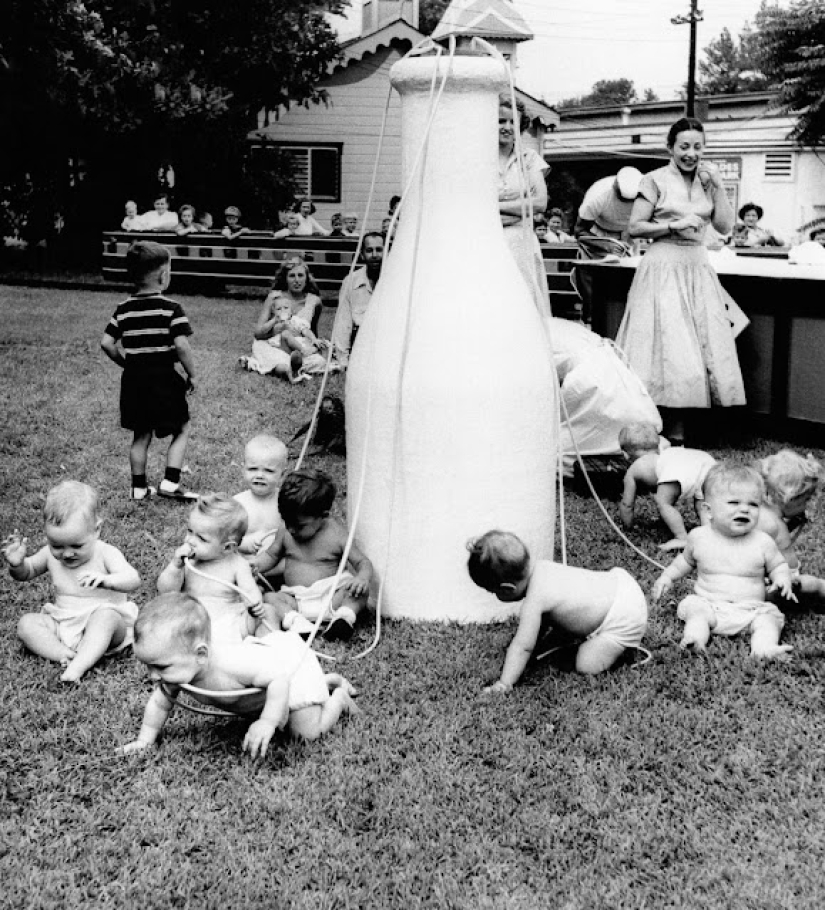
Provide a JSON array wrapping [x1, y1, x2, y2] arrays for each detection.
[[557, 78, 653, 109], [419, 0, 450, 35], [697, 25, 774, 94], [756, 0, 825, 146], [0, 0, 347, 250]]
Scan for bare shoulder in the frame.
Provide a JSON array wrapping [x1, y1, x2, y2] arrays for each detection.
[[322, 516, 349, 544]]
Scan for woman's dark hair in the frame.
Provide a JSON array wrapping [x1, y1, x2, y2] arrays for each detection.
[[294, 197, 316, 215], [271, 257, 321, 296], [498, 96, 530, 134], [738, 203, 763, 221], [667, 117, 704, 148], [278, 469, 336, 525]]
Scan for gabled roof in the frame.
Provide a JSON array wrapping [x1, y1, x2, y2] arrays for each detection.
[[338, 19, 424, 67], [432, 0, 533, 43]]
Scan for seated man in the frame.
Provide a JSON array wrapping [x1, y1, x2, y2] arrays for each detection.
[[330, 232, 384, 367]]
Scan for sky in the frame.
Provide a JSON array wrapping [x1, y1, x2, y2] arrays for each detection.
[[510, 0, 779, 104], [333, 1, 780, 105]]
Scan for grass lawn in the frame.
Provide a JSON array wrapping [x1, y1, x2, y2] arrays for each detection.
[[2, 284, 825, 909]]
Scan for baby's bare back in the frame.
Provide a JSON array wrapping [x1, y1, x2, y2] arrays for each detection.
[[531, 561, 620, 637]]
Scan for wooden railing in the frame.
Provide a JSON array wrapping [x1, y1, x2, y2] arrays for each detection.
[[102, 232, 585, 317]]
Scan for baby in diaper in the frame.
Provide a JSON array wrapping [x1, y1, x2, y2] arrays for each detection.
[[255, 469, 373, 642]]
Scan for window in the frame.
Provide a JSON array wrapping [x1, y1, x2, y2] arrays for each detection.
[[252, 142, 342, 202], [764, 152, 794, 181]]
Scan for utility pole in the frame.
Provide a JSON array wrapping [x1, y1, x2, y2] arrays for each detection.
[[671, 0, 704, 116]]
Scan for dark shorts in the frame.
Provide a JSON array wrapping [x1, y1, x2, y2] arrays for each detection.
[[120, 366, 189, 438]]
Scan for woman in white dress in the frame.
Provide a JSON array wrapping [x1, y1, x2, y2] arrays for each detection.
[[497, 97, 552, 318], [615, 116, 748, 443]]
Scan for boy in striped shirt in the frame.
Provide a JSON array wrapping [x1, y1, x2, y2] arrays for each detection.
[[101, 241, 197, 501]]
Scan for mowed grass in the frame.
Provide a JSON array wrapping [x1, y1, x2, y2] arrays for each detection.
[[1, 284, 825, 910]]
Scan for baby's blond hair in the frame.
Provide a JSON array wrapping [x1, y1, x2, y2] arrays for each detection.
[[43, 481, 99, 529], [245, 434, 288, 469], [191, 493, 248, 546], [757, 450, 822, 506], [466, 530, 530, 590], [703, 463, 764, 501], [618, 422, 660, 459]]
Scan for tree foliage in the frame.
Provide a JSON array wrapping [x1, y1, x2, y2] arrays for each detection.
[[557, 78, 657, 109], [697, 24, 775, 94], [756, 0, 825, 146], [0, 0, 347, 246]]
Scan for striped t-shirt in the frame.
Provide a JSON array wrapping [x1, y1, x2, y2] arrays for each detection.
[[104, 293, 192, 369]]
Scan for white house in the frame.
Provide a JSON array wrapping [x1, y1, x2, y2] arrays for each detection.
[[547, 93, 825, 244], [250, 0, 557, 231]]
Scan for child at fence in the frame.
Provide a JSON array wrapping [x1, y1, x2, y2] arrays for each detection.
[[653, 464, 795, 659], [467, 530, 648, 687], [234, 434, 288, 559], [157, 493, 279, 645], [197, 211, 214, 232], [221, 206, 249, 240], [101, 240, 197, 501], [176, 204, 199, 236], [255, 469, 373, 642], [121, 200, 144, 232], [756, 449, 825, 606], [2, 481, 140, 682], [619, 421, 716, 551], [121, 593, 360, 756], [272, 212, 303, 240]]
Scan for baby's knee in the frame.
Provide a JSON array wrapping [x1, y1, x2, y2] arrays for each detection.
[[574, 637, 626, 675], [17, 612, 43, 639], [677, 595, 716, 628]]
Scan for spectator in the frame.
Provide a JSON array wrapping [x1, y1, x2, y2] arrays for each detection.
[[342, 213, 359, 237], [273, 213, 303, 240], [176, 205, 199, 236], [121, 200, 144, 232], [294, 198, 329, 236], [197, 211, 214, 232], [329, 213, 345, 237], [546, 208, 574, 242], [140, 193, 179, 232], [733, 203, 783, 248], [331, 232, 384, 367], [222, 206, 249, 241]]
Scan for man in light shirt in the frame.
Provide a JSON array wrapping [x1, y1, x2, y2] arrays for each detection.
[[331, 232, 384, 367]]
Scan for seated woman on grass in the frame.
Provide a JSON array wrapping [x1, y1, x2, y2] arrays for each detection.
[[239, 258, 332, 380]]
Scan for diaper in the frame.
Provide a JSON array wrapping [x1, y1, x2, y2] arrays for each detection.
[[253, 631, 330, 710], [587, 568, 648, 650], [677, 595, 785, 638], [43, 595, 138, 653], [280, 572, 353, 621]]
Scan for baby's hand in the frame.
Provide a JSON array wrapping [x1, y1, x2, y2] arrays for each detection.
[[482, 680, 512, 695], [247, 600, 264, 618], [2, 531, 28, 567], [78, 572, 109, 589], [345, 576, 369, 599], [243, 719, 279, 760], [174, 544, 194, 565], [652, 575, 672, 602], [658, 538, 687, 553], [119, 740, 152, 755], [774, 577, 798, 603]]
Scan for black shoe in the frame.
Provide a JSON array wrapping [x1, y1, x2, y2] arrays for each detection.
[[158, 483, 198, 501], [323, 617, 354, 642]]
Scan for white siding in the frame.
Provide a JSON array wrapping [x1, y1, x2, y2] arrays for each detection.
[[256, 45, 405, 232]]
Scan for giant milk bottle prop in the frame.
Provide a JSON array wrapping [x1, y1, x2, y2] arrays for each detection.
[[346, 53, 558, 621]]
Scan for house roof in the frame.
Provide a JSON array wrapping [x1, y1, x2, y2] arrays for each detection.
[[338, 19, 424, 67], [432, 0, 533, 43], [516, 88, 559, 130]]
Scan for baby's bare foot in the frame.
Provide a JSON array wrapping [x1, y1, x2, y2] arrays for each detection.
[[59, 666, 84, 683], [339, 688, 362, 716], [751, 644, 793, 662], [679, 636, 707, 654], [325, 673, 358, 698]]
